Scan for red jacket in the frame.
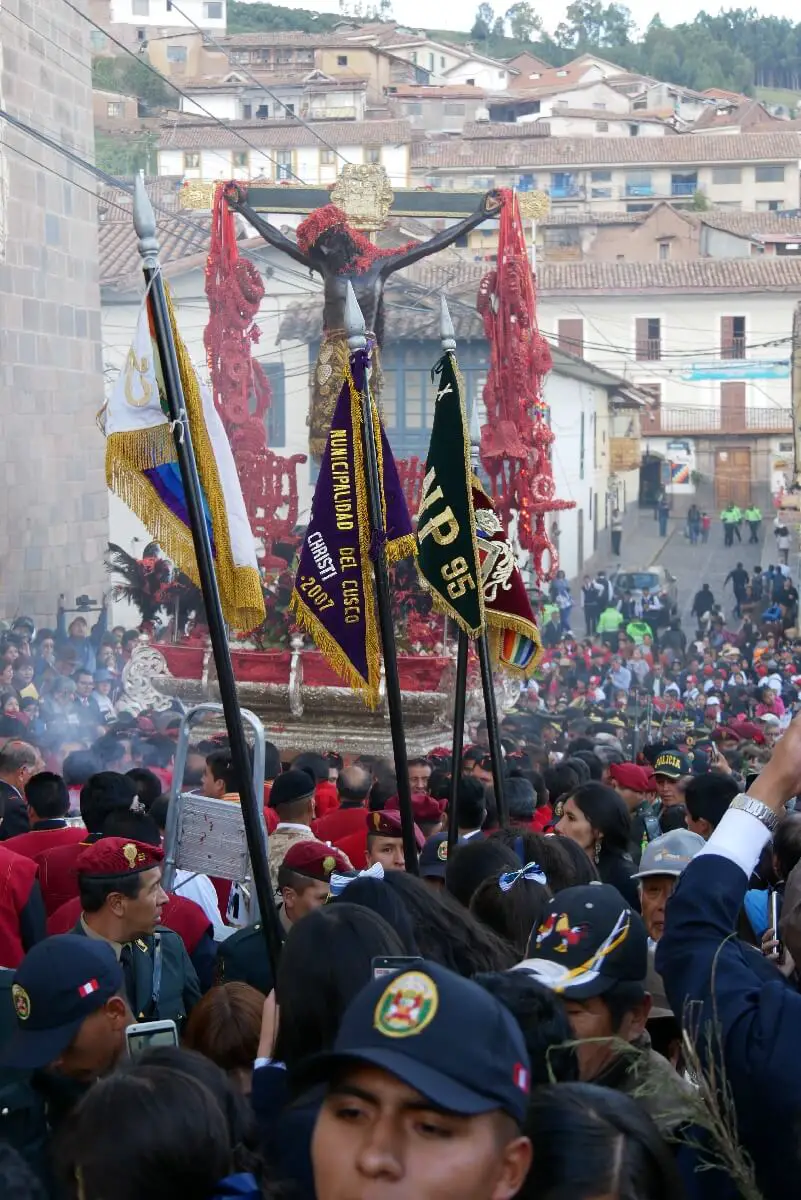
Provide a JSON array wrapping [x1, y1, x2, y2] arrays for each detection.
[[334, 827, 368, 870], [313, 805, 366, 844], [37, 838, 94, 916], [314, 781, 339, 818], [4, 822, 87, 861], [48, 891, 212, 956], [0, 846, 39, 968]]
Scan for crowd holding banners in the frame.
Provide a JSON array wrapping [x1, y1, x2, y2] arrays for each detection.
[[9, 193, 801, 1197]]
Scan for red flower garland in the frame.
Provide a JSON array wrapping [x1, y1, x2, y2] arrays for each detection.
[[205, 184, 303, 565], [477, 189, 574, 582], [296, 204, 415, 275]]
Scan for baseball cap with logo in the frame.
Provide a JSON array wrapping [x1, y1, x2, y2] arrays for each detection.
[[419, 831, 453, 879], [632, 829, 705, 880], [514, 883, 647, 1000], [652, 751, 691, 780], [293, 959, 531, 1124], [1, 935, 124, 1070]]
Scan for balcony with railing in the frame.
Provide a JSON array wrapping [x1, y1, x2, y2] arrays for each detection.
[[636, 338, 662, 361], [647, 405, 791, 435], [721, 336, 747, 360]]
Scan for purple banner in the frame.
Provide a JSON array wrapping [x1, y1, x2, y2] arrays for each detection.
[[290, 349, 413, 707]]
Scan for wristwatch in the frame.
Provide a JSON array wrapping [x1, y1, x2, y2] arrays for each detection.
[[729, 793, 780, 833]]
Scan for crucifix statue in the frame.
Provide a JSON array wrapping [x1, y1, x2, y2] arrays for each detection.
[[223, 165, 503, 457]]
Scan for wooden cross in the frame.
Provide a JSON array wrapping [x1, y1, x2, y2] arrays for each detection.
[[180, 163, 549, 230]]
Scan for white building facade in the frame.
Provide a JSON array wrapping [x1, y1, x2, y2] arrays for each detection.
[[538, 259, 801, 504], [108, 0, 226, 30]]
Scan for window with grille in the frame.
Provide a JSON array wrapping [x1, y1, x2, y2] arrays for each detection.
[[721, 315, 746, 359], [635, 317, 661, 360]]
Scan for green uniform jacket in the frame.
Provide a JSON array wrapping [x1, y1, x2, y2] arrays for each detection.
[[745, 507, 762, 521], [72, 923, 201, 1025], [597, 607, 624, 633]]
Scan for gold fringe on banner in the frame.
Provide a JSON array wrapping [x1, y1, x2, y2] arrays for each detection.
[[369, 372, 417, 567], [165, 293, 264, 632], [105, 423, 175, 474]]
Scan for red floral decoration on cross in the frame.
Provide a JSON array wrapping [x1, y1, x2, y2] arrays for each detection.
[[295, 204, 415, 275], [477, 189, 574, 582], [206, 183, 306, 567]]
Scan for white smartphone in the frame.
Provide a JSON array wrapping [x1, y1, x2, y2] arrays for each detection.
[[125, 1019, 179, 1058]]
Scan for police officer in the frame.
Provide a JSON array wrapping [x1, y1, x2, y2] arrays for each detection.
[[72, 837, 200, 1026]]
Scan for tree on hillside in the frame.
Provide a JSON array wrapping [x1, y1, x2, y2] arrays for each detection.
[[471, 3, 495, 39], [96, 131, 159, 175], [505, 2, 542, 41], [92, 56, 176, 108], [555, 0, 634, 49]]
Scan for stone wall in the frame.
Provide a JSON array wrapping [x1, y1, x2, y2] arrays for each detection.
[[0, 0, 108, 624]]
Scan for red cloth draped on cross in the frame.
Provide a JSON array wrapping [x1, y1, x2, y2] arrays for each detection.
[[477, 189, 574, 581], [204, 184, 304, 566]]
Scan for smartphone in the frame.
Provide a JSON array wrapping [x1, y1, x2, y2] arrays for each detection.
[[769, 891, 785, 966], [371, 956, 423, 980], [125, 1019, 179, 1058]]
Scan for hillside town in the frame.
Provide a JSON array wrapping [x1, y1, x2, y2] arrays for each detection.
[[6, 3, 801, 1198]]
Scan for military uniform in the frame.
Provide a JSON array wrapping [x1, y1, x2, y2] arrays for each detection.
[[72, 837, 201, 1025], [218, 839, 352, 993]]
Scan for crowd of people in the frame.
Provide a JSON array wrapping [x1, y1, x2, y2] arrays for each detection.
[[0, 537, 800, 1200]]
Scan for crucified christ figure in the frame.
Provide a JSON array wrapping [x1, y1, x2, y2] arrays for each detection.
[[225, 183, 503, 456]]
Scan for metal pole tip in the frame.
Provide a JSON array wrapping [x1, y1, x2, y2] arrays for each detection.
[[440, 294, 456, 352], [345, 281, 367, 351]]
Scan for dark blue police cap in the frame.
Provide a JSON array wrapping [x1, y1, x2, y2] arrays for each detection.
[[293, 959, 531, 1124], [1, 935, 124, 1070]]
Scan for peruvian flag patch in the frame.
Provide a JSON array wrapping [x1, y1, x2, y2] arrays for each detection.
[[78, 979, 99, 998], [513, 1063, 530, 1092]]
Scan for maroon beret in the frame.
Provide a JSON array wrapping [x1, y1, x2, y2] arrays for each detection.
[[367, 808, 425, 850], [76, 837, 164, 879], [386, 792, 445, 826], [280, 840, 350, 881]]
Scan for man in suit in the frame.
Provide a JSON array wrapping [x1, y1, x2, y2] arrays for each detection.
[[312, 765, 371, 844], [70, 669, 104, 736], [0, 742, 41, 841], [657, 713, 801, 1199]]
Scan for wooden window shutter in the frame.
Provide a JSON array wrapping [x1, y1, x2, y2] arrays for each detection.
[[721, 316, 734, 356], [635, 317, 649, 360], [557, 318, 584, 357]]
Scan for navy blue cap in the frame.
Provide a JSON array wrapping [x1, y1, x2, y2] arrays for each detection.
[[418, 831, 453, 879], [1, 935, 124, 1070], [516, 884, 647, 1000], [293, 959, 531, 1123]]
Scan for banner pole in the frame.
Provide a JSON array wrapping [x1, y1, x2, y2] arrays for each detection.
[[477, 634, 508, 827], [466, 376, 507, 827], [133, 177, 283, 968], [439, 296, 469, 851], [345, 285, 419, 875]]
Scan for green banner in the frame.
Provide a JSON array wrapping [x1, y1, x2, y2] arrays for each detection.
[[415, 353, 485, 637]]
